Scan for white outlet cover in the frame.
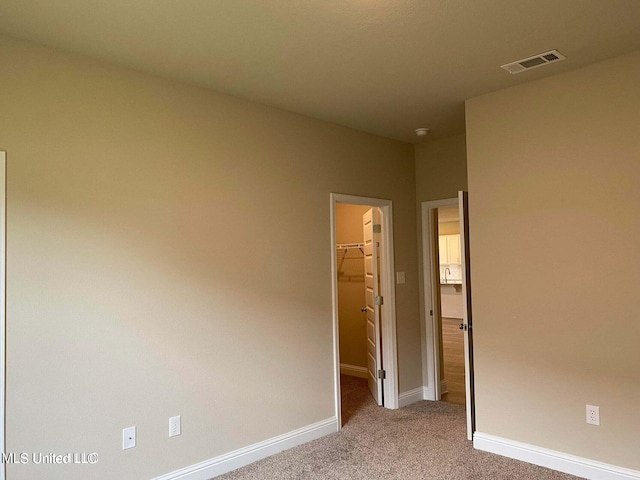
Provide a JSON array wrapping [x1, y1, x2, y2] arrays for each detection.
[[123, 426, 136, 449], [586, 405, 600, 425]]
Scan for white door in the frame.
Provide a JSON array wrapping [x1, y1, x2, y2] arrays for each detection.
[[363, 208, 383, 405], [458, 191, 476, 439]]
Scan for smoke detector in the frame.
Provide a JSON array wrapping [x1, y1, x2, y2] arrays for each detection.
[[501, 50, 566, 74], [415, 128, 430, 137]]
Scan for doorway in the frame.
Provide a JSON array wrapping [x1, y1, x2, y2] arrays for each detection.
[[330, 194, 399, 429], [436, 205, 465, 406], [421, 192, 475, 440]]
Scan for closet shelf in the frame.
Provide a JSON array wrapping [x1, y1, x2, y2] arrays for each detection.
[[336, 242, 365, 273], [336, 243, 365, 250]]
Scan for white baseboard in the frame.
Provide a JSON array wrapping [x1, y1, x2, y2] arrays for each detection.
[[398, 387, 426, 408], [153, 417, 338, 480], [474, 432, 640, 480], [340, 363, 368, 379]]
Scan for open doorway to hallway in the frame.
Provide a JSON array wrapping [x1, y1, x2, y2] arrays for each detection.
[[435, 206, 466, 406], [421, 192, 475, 440]]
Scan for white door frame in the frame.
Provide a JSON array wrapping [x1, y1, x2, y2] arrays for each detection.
[[0, 151, 6, 480], [330, 193, 399, 428]]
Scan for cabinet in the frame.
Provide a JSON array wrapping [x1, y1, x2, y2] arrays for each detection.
[[438, 234, 461, 265]]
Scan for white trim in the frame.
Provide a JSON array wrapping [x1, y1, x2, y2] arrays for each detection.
[[378, 202, 399, 409], [339, 363, 368, 379], [329, 196, 342, 429], [152, 417, 338, 480], [330, 193, 400, 415], [474, 432, 640, 480], [398, 387, 425, 408], [0, 152, 5, 480]]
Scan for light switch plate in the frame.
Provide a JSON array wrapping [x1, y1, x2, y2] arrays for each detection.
[[169, 415, 181, 437], [396, 272, 405, 284]]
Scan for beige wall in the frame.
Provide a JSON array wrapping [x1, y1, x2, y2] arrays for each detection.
[[415, 134, 467, 204], [0, 35, 422, 480], [335, 204, 369, 369], [466, 50, 640, 469]]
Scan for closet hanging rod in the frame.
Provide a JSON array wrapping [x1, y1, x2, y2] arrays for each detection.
[[336, 243, 365, 250]]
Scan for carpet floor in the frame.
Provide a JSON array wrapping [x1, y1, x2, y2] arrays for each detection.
[[215, 376, 580, 479]]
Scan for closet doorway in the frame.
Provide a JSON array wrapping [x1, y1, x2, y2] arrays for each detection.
[[330, 194, 398, 429]]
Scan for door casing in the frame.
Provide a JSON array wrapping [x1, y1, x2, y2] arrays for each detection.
[[330, 193, 399, 429]]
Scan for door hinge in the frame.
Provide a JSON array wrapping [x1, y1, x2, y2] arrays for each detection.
[[374, 295, 383, 306], [377, 369, 386, 380], [373, 224, 381, 234]]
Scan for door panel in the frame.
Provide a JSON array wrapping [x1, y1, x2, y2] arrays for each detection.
[[363, 208, 383, 405], [365, 257, 373, 278], [365, 289, 374, 307]]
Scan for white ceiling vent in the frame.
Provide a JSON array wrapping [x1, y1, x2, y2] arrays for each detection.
[[501, 50, 566, 74]]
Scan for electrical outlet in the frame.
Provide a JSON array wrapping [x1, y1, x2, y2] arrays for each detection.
[[586, 404, 600, 425], [169, 415, 181, 437], [123, 426, 136, 449]]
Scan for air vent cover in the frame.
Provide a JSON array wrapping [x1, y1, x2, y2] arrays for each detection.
[[501, 50, 566, 74]]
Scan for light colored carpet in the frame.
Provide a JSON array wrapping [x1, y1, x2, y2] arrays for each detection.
[[216, 376, 580, 479]]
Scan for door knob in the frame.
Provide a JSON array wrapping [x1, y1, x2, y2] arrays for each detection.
[[361, 307, 367, 312]]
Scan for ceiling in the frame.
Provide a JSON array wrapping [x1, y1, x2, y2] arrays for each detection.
[[1, 0, 639, 143]]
